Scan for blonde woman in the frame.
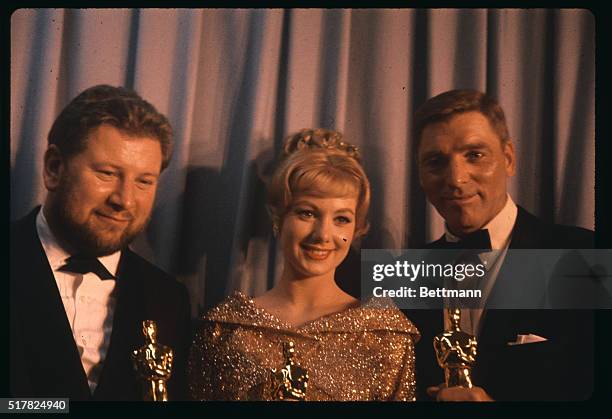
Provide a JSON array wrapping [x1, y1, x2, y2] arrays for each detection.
[[188, 129, 419, 401]]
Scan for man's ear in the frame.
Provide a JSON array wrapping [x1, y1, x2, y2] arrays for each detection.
[[503, 139, 516, 177], [43, 145, 65, 191]]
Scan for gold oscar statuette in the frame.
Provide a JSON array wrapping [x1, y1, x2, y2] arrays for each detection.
[[433, 308, 478, 388], [132, 320, 174, 401], [269, 341, 308, 401]]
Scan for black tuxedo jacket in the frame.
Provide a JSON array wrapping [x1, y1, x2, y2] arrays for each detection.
[[10, 208, 192, 400], [406, 206, 595, 401]]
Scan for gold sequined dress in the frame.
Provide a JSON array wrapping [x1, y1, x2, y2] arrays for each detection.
[[188, 292, 420, 401]]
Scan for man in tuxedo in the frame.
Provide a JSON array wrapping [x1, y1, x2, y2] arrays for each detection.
[[10, 85, 192, 400], [407, 89, 594, 401]]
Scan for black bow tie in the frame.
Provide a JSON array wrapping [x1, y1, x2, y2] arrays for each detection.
[[444, 229, 492, 250], [58, 255, 115, 280]]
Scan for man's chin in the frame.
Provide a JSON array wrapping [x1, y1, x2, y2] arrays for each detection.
[[77, 237, 126, 256], [446, 217, 483, 236], [72, 226, 141, 256], [50, 205, 145, 255], [94, 238, 129, 255]]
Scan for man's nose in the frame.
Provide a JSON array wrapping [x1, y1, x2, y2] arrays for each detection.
[[446, 157, 469, 187], [108, 179, 136, 210]]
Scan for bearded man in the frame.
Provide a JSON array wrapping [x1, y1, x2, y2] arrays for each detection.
[[10, 85, 191, 400]]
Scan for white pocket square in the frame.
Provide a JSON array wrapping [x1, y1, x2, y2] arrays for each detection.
[[507, 334, 548, 346]]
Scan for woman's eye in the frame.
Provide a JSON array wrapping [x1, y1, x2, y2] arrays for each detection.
[[336, 216, 352, 224], [296, 209, 315, 219]]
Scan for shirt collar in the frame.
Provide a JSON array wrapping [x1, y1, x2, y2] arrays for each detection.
[[36, 206, 121, 275], [444, 194, 518, 250]]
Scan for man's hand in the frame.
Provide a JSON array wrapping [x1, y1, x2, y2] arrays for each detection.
[[427, 384, 494, 401]]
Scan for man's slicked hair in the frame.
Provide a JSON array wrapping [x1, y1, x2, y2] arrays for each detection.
[[413, 89, 510, 152]]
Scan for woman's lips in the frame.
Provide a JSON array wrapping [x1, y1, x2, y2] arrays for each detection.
[[301, 245, 334, 260]]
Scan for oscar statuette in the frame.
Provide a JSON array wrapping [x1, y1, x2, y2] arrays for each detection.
[[433, 308, 478, 388], [269, 341, 309, 401], [132, 320, 174, 401]]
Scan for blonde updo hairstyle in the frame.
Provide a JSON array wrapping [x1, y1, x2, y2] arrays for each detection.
[[267, 129, 371, 242]]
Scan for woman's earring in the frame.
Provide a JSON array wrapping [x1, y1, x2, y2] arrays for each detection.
[[272, 223, 279, 238]]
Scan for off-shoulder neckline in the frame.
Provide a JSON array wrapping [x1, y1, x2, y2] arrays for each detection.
[[202, 291, 419, 340], [241, 291, 363, 330]]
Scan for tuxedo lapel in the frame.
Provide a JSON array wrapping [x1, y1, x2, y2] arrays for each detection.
[[11, 209, 90, 398], [421, 206, 593, 400], [508, 206, 543, 250], [478, 206, 543, 345], [93, 249, 145, 400]]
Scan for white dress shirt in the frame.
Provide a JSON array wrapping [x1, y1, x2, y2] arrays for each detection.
[[36, 208, 120, 393], [443, 195, 518, 336]]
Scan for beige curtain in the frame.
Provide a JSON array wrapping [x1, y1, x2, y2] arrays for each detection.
[[11, 8, 595, 314]]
